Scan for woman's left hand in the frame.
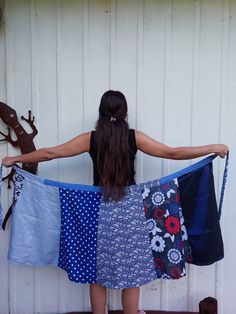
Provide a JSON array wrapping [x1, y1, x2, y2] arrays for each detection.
[[213, 144, 229, 158]]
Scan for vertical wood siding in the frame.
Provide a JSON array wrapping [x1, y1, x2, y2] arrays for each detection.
[[0, 1, 235, 313]]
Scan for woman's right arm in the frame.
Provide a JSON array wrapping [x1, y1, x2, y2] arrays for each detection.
[[2, 131, 91, 167]]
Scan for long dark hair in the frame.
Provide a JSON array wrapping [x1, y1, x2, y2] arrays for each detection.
[[95, 90, 130, 200]]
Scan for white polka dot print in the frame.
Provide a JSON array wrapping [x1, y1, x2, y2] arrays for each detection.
[[58, 188, 101, 284]]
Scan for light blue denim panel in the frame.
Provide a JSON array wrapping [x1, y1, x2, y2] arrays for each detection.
[[96, 184, 157, 289], [0, 165, 2, 227], [8, 168, 61, 266], [0, 165, 3, 225]]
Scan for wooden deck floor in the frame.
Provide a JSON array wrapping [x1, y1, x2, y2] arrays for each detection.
[[65, 311, 199, 314]]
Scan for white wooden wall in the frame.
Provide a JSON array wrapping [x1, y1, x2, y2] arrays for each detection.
[[0, 0, 235, 313]]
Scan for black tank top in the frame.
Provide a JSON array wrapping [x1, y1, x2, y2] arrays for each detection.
[[89, 129, 137, 186]]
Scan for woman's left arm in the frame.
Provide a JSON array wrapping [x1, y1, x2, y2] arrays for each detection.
[[135, 130, 228, 160]]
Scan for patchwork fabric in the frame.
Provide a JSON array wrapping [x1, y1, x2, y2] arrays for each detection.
[[143, 179, 191, 279], [96, 184, 156, 289], [178, 163, 224, 265], [8, 170, 61, 265], [1, 154, 228, 289], [58, 188, 101, 284]]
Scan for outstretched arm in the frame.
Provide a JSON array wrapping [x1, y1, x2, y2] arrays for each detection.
[[2, 132, 91, 167], [135, 130, 228, 160]]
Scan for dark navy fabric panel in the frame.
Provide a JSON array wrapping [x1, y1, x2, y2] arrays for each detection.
[[58, 188, 101, 283], [178, 162, 224, 266]]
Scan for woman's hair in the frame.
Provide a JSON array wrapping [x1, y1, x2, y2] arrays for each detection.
[[95, 90, 130, 201]]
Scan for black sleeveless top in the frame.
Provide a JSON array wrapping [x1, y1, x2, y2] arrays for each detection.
[[89, 129, 137, 186]]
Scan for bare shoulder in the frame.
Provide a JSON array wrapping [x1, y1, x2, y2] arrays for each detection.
[[80, 131, 92, 140], [134, 129, 173, 158], [54, 131, 92, 156], [69, 131, 92, 144], [73, 131, 92, 151], [134, 129, 144, 140], [134, 129, 152, 145]]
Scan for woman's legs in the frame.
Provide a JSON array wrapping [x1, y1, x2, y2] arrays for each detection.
[[90, 284, 140, 314], [90, 283, 107, 314], [122, 287, 140, 314]]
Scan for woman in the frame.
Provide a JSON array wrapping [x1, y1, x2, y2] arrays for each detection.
[[2, 90, 228, 314]]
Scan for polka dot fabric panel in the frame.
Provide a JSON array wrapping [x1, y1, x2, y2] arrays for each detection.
[[58, 189, 101, 284]]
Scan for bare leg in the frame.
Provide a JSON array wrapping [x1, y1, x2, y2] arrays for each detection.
[[122, 287, 140, 314], [90, 283, 107, 314]]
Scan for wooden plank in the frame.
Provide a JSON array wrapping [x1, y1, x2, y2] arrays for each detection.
[[0, 26, 9, 308], [31, 1, 60, 313], [218, 1, 236, 313], [108, 0, 139, 310], [110, 0, 138, 129], [214, 2, 230, 314], [4, 1, 35, 313], [82, 0, 110, 309], [160, 0, 195, 311], [138, 0, 166, 310], [0, 3, 10, 310], [83, 0, 110, 186], [190, 0, 224, 311], [186, 0, 202, 310], [56, 0, 89, 312], [137, 0, 166, 184]]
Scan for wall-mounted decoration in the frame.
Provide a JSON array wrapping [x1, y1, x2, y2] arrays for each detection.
[[0, 102, 38, 229]]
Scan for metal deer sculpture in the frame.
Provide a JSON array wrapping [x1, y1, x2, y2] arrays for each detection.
[[0, 102, 38, 229]]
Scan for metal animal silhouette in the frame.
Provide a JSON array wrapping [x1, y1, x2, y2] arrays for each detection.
[[0, 102, 38, 229]]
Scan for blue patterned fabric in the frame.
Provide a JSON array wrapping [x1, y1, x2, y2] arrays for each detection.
[[58, 188, 101, 283], [96, 184, 156, 289], [8, 169, 61, 265], [3, 154, 228, 289], [143, 179, 191, 279]]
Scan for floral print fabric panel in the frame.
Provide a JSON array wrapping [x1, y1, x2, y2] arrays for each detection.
[[96, 184, 156, 289], [143, 178, 192, 279]]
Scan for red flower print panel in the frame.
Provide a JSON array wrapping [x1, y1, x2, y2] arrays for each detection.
[[165, 216, 180, 235]]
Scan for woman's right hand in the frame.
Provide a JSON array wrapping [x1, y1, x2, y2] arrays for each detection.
[[2, 156, 17, 167]]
